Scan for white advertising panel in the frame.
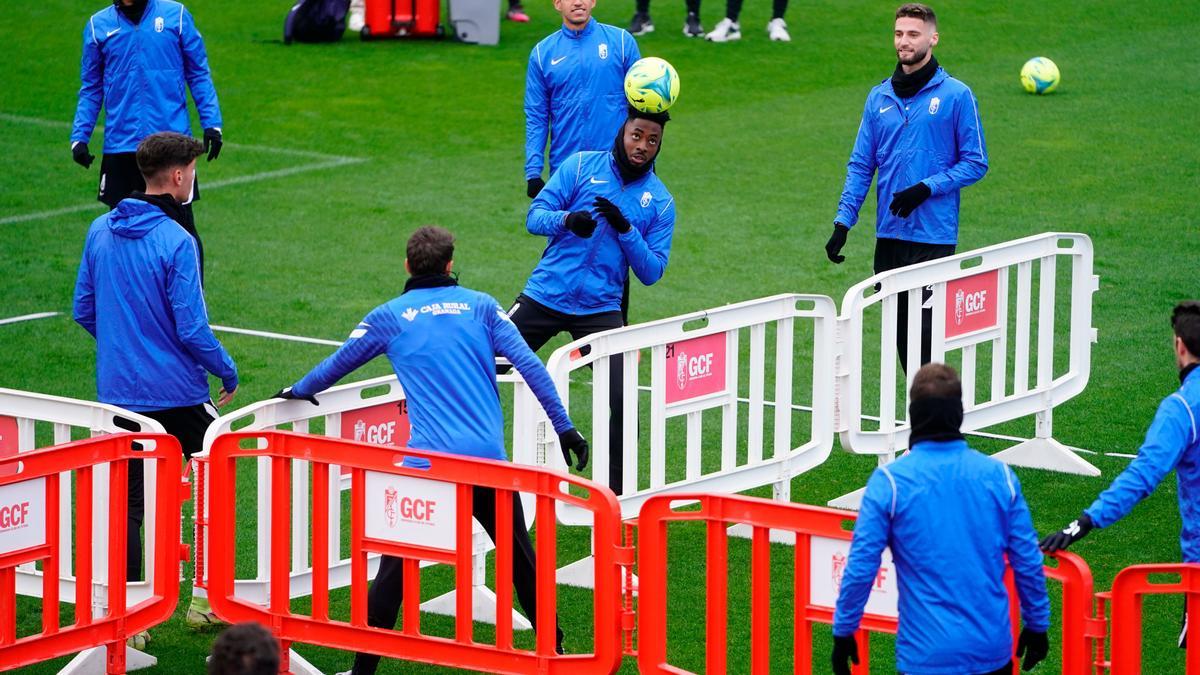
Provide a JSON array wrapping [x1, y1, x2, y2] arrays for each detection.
[[0, 477, 46, 556], [364, 472, 457, 552], [809, 535, 898, 619]]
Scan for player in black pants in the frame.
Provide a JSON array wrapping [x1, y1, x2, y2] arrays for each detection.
[[874, 238, 955, 373], [704, 0, 791, 41]]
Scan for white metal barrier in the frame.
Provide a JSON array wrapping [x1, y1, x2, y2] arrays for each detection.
[[831, 232, 1100, 508], [0, 387, 166, 674], [193, 370, 539, 673], [536, 294, 838, 585]]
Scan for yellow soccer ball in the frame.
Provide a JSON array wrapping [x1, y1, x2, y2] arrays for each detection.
[[1020, 57, 1060, 95], [624, 57, 681, 113]]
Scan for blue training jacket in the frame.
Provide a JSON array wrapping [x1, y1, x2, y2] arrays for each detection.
[[291, 284, 574, 462], [835, 67, 988, 245], [72, 0, 221, 153], [524, 18, 640, 180], [73, 198, 238, 411], [1086, 366, 1200, 561], [524, 150, 675, 315], [833, 439, 1050, 675]]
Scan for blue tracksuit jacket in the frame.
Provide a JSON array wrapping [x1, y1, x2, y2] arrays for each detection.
[[524, 19, 640, 180], [1086, 366, 1200, 561], [291, 283, 574, 461], [835, 67, 988, 245], [523, 150, 675, 315], [72, 0, 221, 153], [833, 439, 1050, 675], [73, 198, 238, 411]]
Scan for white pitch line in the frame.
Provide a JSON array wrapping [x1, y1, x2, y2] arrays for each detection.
[[211, 324, 343, 347], [0, 311, 60, 326]]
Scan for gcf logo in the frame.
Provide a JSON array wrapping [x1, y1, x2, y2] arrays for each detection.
[[954, 288, 965, 326], [0, 477, 46, 556], [944, 270, 1000, 339], [831, 551, 847, 593], [384, 486, 398, 527], [366, 473, 456, 551], [928, 96, 940, 115], [598, 43, 608, 59], [640, 191, 652, 208], [675, 350, 689, 390], [343, 400, 410, 448], [664, 333, 727, 405]]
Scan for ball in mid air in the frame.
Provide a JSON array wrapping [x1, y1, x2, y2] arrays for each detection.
[[1020, 57, 1060, 95], [624, 57, 680, 113]]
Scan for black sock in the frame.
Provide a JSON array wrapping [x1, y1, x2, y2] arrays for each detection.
[[726, 0, 743, 21], [686, 0, 700, 16], [636, 0, 649, 13], [772, 0, 786, 19]]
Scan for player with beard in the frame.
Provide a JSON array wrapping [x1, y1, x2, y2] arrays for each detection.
[[824, 3, 988, 372]]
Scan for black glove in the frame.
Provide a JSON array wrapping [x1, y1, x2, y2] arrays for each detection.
[[526, 176, 545, 199], [888, 182, 931, 218], [593, 196, 631, 234], [831, 634, 858, 675], [1040, 512, 1093, 553], [1015, 627, 1049, 671], [72, 142, 95, 169], [558, 428, 589, 470], [565, 211, 597, 238], [273, 386, 318, 406], [825, 223, 849, 264], [203, 127, 222, 162]]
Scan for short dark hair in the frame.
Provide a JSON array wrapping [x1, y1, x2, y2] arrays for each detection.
[[910, 362, 961, 402], [136, 132, 204, 182], [1173, 302, 1200, 358], [207, 623, 279, 675], [896, 2, 936, 26], [406, 226, 455, 276]]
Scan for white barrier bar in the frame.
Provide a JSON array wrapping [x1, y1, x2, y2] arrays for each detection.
[[0, 387, 165, 674], [194, 370, 535, 636], [537, 294, 837, 584], [831, 232, 1100, 509]]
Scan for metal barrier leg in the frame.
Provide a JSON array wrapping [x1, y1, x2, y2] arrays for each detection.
[[990, 409, 1099, 475]]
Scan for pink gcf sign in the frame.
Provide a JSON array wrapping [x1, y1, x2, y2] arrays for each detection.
[[945, 269, 1000, 339], [340, 400, 411, 448], [0, 416, 17, 478], [664, 332, 728, 405]]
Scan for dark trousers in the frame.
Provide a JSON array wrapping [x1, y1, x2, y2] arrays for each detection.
[[725, 0, 788, 21], [351, 487, 561, 674], [873, 237, 956, 374], [114, 401, 216, 581], [903, 660, 1013, 675], [505, 294, 627, 494]]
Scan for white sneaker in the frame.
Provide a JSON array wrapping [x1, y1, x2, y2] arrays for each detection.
[[705, 17, 741, 42], [348, 0, 365, 32], [767, 17, 790, 42]]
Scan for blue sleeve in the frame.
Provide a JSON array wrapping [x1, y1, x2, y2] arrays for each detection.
[[72, 20, 104, 145], [616, 197, 674, 286], [1003, 468, 1051, 632], [922, 90, 987, 196], [292, 307, 394, 398], [167, 238, 237, 391], [487, 300, 574, 434], [1085, 396, 1192, 528], [180, 8, 222, 130], [833, 469, 893, 636], [527, 156, 577, 236], [72, 234, 96, 338], [834, 97, 878, 228], [625, 30, 641, 68], [524, 45, 549, 180]]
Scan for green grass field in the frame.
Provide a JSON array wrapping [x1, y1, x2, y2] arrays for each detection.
[[3, 0, 1199, 672]]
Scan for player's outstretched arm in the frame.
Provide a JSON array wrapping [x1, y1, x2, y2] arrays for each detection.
[[291, 308, 393, 399]]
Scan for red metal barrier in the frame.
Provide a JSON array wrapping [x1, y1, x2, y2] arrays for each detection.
[[206, 430, 624, 674], [1108, 563, 1200, 674], [0, 433, 186, 673], [636, 492, 1094, 674]]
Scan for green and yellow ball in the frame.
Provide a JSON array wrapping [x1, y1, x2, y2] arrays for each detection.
[[1020, 57, 1060, 95], [624, 57, 680, 114]]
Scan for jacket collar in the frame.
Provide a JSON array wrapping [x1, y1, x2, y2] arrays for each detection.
[[607, 151, 653, 187], [560, 17, 597, 39], [1182, 362, 1200, 385], [909, 438, 969, 453], [403, 274, 458, 294], [881, 66, 948, 103]]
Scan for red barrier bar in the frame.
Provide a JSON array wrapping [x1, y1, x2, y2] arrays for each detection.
[[0, 433, 185, 673], [207, 430, 623, 675], [1109, 563, 1200, 674]]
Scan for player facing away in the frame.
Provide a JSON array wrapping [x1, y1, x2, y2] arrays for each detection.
[[274, 227, 589, 672], [832, 363, 1049, 675], [72, 0, 223, 279], [1042, 302, 1200, 647], [524, 0, 641, 200], [825, 2, 987, 372], [508, 107, 675, 495]]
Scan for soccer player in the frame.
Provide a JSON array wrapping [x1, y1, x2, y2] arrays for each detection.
[[1042, 301, 1200, 646], [509, 107, 675, 495], [825, 2, 987, 372], [524, 0, 641, 200], [832, 363, 1049, 675], [72, 0, 223, 278], [72, 132, 238, 639], [626, 0, 704, 38], [274, 227, 589, 672], [704, 0, 791, 42]]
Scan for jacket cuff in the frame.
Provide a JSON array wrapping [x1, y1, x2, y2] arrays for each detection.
[[835, 210, 858, 228], [221, 374, 239, 393]]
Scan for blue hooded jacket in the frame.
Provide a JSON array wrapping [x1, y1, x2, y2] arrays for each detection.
[[72, 0, 221, 153], [833, 439, 1050, 675], [523, 150, 675, 315], [291, 283, 574, 462], [73, 197, 237, 411], [835, 67, 988, 245], [1085, 366, 1200, 561], [524, 18, 640, 180]]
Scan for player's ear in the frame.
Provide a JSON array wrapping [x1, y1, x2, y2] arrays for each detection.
[[404, 258, 411, 275], [930, 30, 939, 47], [445, 260, 454, 274]]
